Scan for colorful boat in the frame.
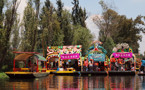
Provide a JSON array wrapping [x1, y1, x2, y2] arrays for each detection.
[[5, 52, 50, 78], [81, 40, 108, 76], [46, 45, 83, 75], [109, 43, 136, 76]]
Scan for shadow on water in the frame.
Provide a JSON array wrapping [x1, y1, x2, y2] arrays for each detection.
[[0, 75, 145, 90]]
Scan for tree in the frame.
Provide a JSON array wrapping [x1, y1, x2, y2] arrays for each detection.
[[93, 0, 145, 53], [61, 10, 73, 45], [102, 37, 115, 56], [72, 0, 79, 25], [0, 0, 4, 28], [20, 1, 37, 51], [0, 0, 19, 67], [56, 0, 63, 29], [72, 25, 93, 55], [31, 0, 40, 51]]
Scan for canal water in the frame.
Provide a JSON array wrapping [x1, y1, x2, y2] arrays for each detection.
[[0, 75, 145, 90]]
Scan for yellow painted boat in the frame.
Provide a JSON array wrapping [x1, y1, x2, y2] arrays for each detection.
[[5, 71, 50, 78]]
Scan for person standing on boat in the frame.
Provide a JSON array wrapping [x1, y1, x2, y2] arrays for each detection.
[[83, 59, 88, 71], [89, 60, 93, 71], [118, 57, 123, 71], [110, 56, 116, 70], [28, 60, 31, 68], [140, 59, 145, 73]]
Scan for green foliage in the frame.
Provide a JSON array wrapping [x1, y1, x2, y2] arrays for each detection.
[[102, 37, 115, 56], [0, 72, 9, 79], [72, 25, 93, 55], [72, 0, 87, 27], [20, 2, 37, 51], [0, 0, 19, 70], [94, 1, 145, 54]]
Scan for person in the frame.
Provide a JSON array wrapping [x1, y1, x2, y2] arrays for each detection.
[[118, 57, 123, 71], [115, 61, 119, 71], [53, 61, 56, 69], [119, 58, 125, 71], [74, 60, 78, 71], [131, 64, 135, 71], [28, 60, 31, 68], [93, 62, 99, 71], [140, 59, 145, 73], [126, 58, 131, 71], [110, 56, 116, 70], [104, 61, 108, 71], [89, 60, 93, 71], [83, 59, 88, 71], [30, 63, 37, 72], [56, 61, 58, 68], [63, 61, 67, 70]]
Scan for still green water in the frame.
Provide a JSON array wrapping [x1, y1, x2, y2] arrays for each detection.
[[0, 75, 145, 90]]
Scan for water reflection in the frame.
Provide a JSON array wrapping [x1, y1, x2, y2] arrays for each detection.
[[0, 75, 145, 90]]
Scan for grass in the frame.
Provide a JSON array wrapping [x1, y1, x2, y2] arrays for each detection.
[[0, 72, 9, 79]]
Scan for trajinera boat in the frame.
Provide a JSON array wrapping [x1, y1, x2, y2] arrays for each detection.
[[5, 51, 50, 78]]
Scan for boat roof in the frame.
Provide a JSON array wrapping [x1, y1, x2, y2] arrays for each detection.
[[13, 51, 46, 61]]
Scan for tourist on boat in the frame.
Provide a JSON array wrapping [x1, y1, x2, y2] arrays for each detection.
[[119, 58, 125, 71], [115, 60, 119, 71], [83, 59, 88, 71], [100, 61, 105, 71], [110, 56, 116, 70], [30, 63, 37, 72], [131, 64, 135, 71], [53, 61, 56, 69], [63, 61, 67, 70], [126, 58, 131, 71], [74, 60, 78, 71], [93, 62, 99, 71], [140, 59, 145, 73], [89, 60, 93, 71], [56, 61, 58, 68], [104, 61, 108, 71], [118, 57, 123, 71], [28, 60, 31, 68]]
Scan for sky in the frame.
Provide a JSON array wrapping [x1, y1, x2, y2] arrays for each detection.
[[17, 0, 145, 54]]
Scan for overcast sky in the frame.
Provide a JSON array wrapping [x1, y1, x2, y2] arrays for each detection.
[[17, 0, 145, 54]]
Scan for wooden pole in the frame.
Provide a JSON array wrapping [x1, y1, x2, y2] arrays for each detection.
[[13, 59, 15, 72], [58, 57, 60, 68], [80, 57, 83, 72], [37, 59, 39, 72]]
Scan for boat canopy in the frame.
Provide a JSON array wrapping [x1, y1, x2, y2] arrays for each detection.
[[14, 52, 46, 61]]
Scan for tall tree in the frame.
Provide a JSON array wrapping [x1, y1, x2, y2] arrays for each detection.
[[56, 0, 63, 29], [0, 0, 19, 66], [31, 0, 40, 51], [72, 0, 87, 27], [0, 0, 4, 28], [72, 0, 79, 25], [21, 0, 37, 51], [72, 25, 93, 55], [93, 0, 145, 53]]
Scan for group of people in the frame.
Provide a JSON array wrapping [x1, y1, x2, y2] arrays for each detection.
[[110, 56, 135, 71], [83, 59, 105, 71], [28, 60, 37, 72]]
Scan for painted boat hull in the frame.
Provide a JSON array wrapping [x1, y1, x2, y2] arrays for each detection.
[[138, 73, 145, 76], [54, 71, 80, 76], [5, 72, 50, 78], [80, 71, 107, 76], [108, 71, 135, 76]]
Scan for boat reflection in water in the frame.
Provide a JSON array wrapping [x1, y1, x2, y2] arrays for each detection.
[[0, 75, 145, 90]]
